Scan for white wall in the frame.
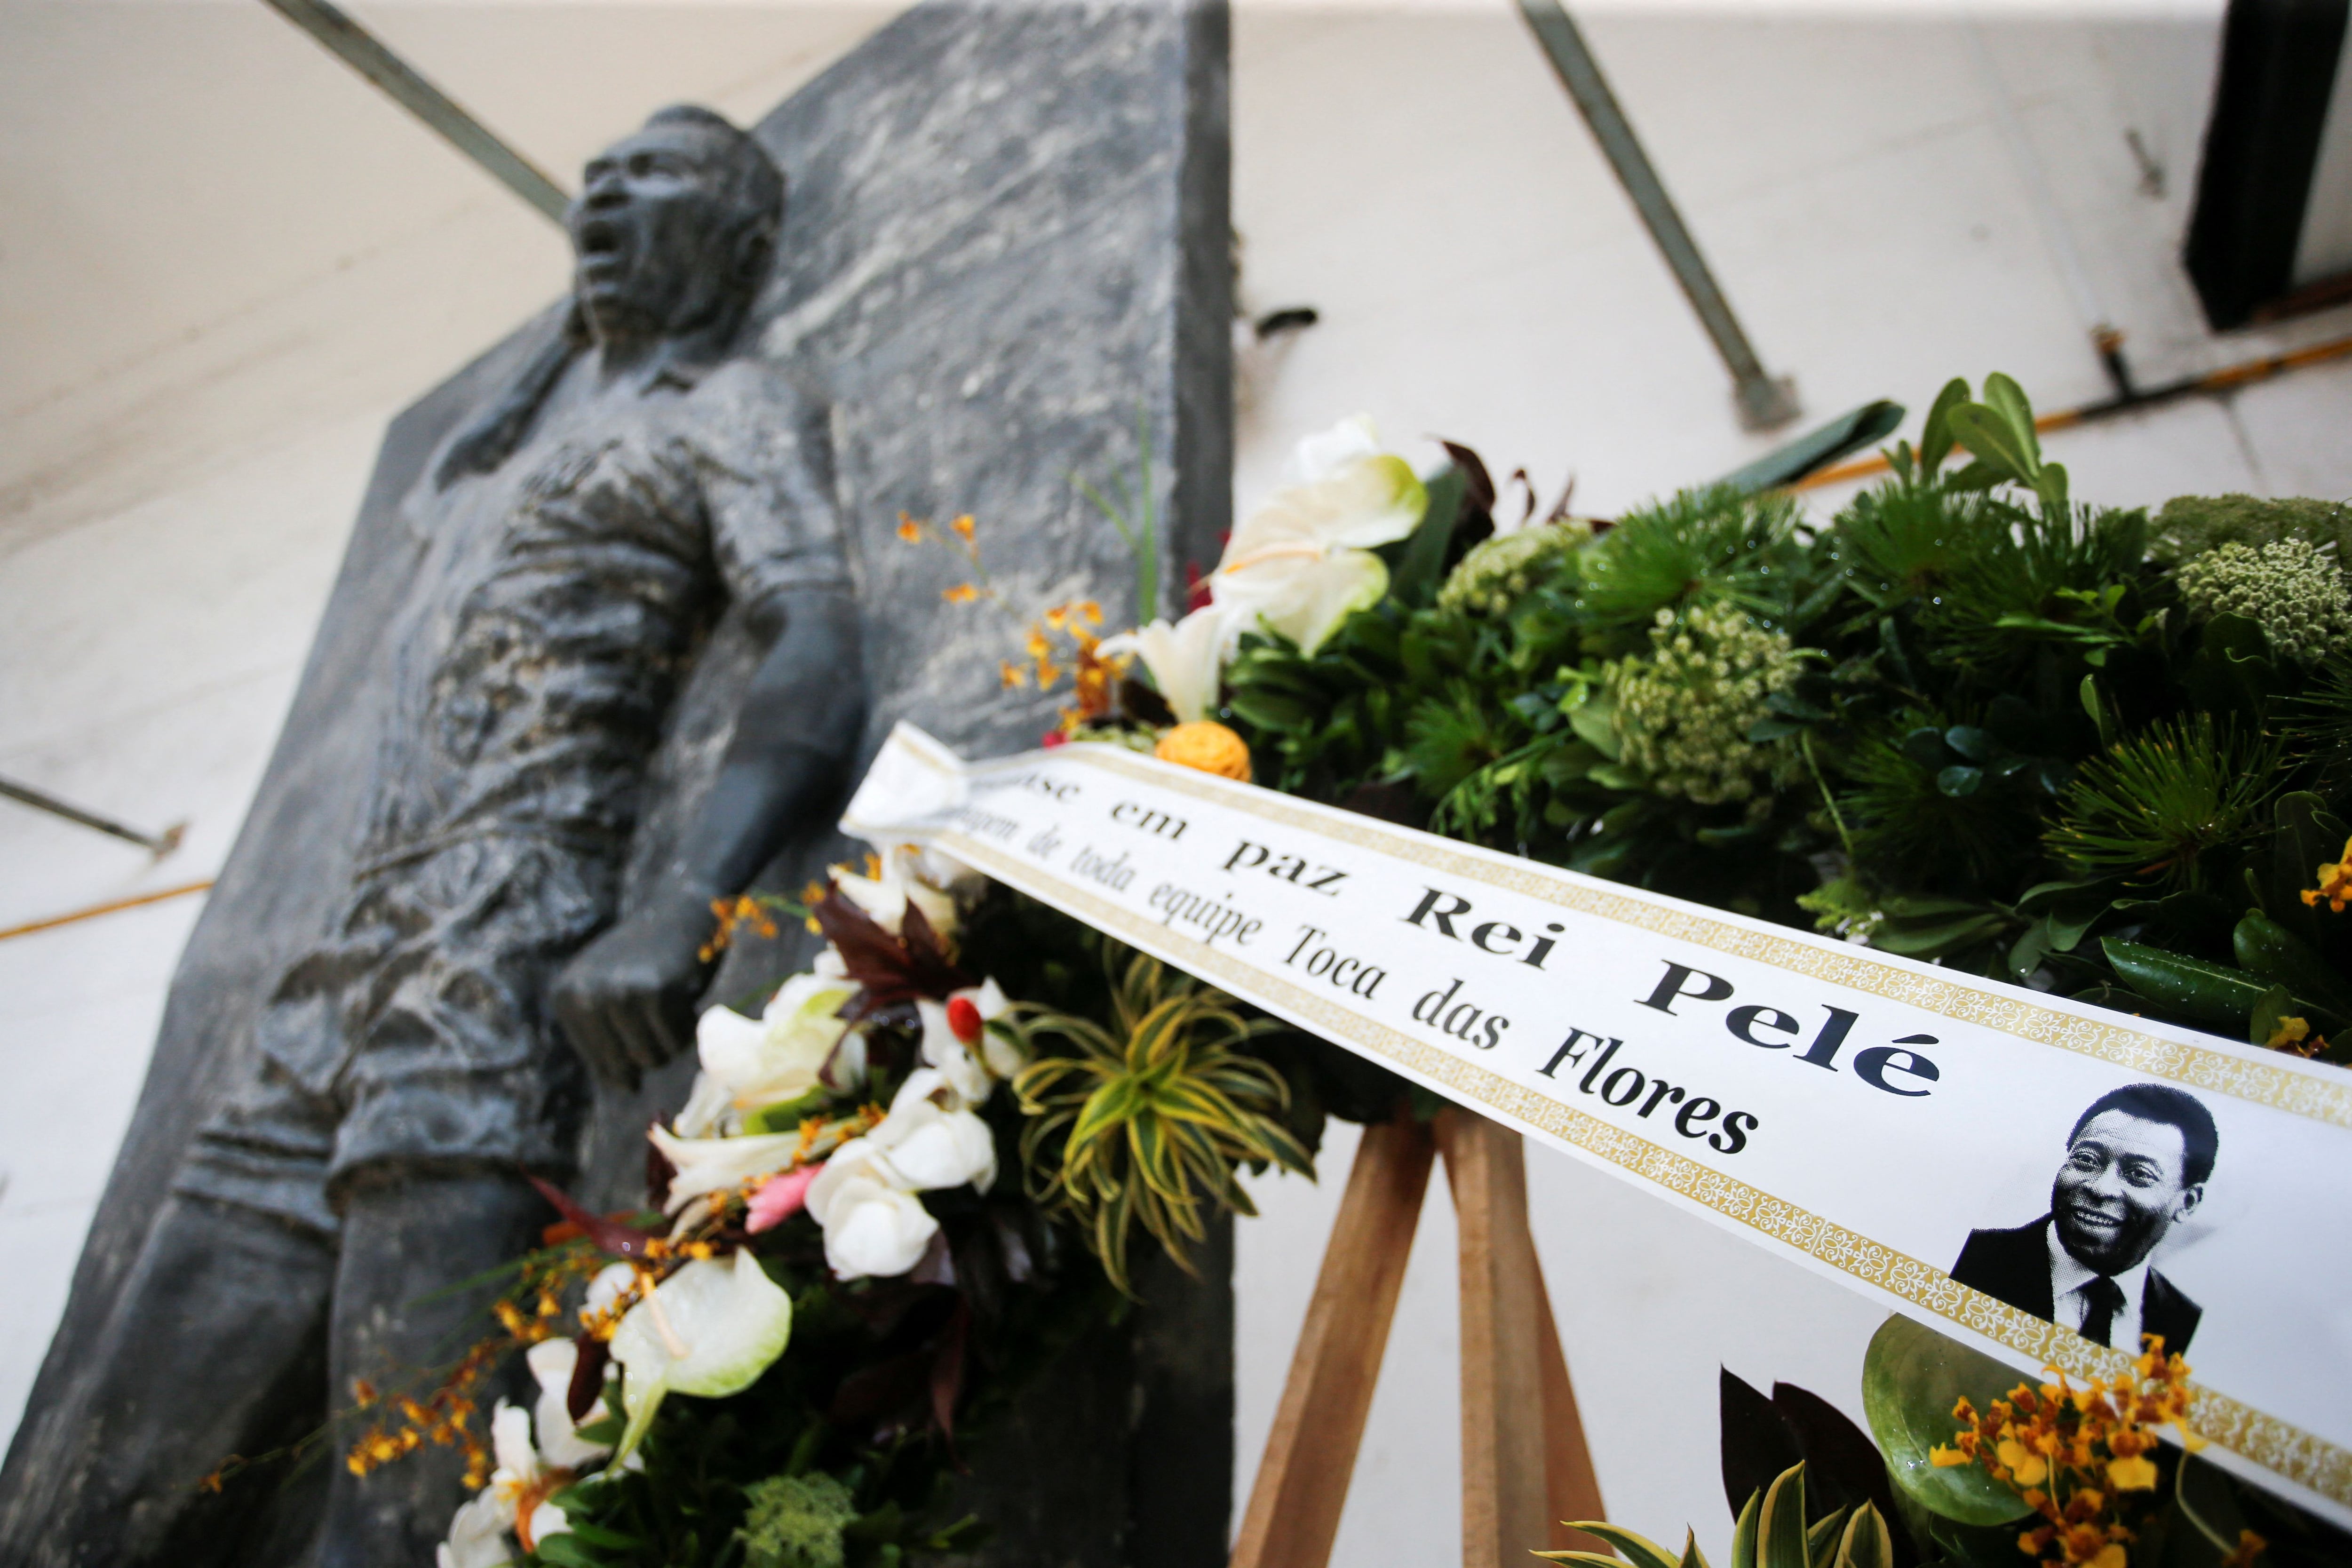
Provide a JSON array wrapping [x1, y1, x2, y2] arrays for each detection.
[[2, 0, 2349, 1556]]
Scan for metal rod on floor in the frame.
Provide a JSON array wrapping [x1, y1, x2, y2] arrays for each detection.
[[1514, 0, 1801, 431], [0, 776, 184, 856], [259, 0, 571, 224]]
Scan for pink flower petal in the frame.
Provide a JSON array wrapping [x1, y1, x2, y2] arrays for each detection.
[[745, 1164, 821, 1234]]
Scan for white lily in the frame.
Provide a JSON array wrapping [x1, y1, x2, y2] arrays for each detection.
[[525, 1337, 612, 1471], [1211, 415, 1429, 655], [916, 977, 1020, 1090], [683, 971, 860, 1136], [811, 1170, 938, 1280], [1098, 607, 1231, 725], [610, 1249, 794, 1460], [804, 1128, 950, 1288], [434, 1399, 573, 1568], [833, 850, 961, 939], [647, 1123, 803, 1214]]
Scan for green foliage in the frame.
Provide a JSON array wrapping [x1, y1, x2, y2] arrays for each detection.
[[2047, 715, 2282, 888], [1009, 949, 1313, 1294], [1534, 1463, 1896, 1568], [1576, 484, 1808, 639], [1212, 367, 2352, 1042]]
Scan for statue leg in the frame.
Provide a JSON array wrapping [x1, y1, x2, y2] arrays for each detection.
[[36, 1194, 337, 1568], [315, 1165, 552, 1568]]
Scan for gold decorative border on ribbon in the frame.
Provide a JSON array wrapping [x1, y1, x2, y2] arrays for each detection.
[[927, 818, 2352, 1511]]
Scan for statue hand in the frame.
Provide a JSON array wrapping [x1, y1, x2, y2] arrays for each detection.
[[552, 890, 720, 1089]]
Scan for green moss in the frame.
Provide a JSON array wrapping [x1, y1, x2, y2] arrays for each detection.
[[739, 1472, 858, 1568], [2150, 493, 2352, 563]]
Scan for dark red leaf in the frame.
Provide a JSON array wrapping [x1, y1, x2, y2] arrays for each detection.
[[566, 1332, 610, 1424], [526, 1175, 662, 1260], [1437, 439, 1498, 513], [644, 1118, 676, 1210], [813, 884, 971, 1024]]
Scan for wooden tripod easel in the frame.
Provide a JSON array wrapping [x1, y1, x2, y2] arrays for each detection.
[[1231, 1108, 1609, 1568]]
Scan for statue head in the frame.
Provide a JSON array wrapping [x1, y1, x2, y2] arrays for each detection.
[[567, 106, 785, 355]]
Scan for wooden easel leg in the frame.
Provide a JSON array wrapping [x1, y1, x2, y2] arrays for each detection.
[[1439, 1110, 1606, 1567], [1533, 1261, 1608, 1553], [1438, 1109, 1552, 1568], [1231, 1112, 1438, 1568]]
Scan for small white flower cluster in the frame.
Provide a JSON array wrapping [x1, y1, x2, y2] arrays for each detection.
[[2176, 536, 2352, 663], [1606, 601, 1804, 809], [1436, 519, 1592, 616]]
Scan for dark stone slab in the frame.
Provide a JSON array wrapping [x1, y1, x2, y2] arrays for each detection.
[[0, 2, 1233, 1560]]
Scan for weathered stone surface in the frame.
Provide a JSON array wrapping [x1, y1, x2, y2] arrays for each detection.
[[0, 1, 1232, 1560]]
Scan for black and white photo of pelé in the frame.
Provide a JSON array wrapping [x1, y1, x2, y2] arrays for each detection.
[[1950, 1084, 2217, 1355]]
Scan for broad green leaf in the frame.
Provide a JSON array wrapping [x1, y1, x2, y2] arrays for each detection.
[[1566, 693, 1621, 760], [1389, 465, 1465, 608], [2234, 909, 2352, 1018], [2249, 983, 2296, 1049], [2101, 938, 2268, 1027], [1860, 1315, 2032, 1527], [1918, 378, 1970, 474], [1945, 406, 2035, 489], [1979, 373, 2039, 462]]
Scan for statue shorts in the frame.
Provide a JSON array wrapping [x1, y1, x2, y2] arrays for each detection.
[[177, 832, 612, 1236]]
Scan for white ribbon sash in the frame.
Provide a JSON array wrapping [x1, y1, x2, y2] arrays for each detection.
[[843, 723, 2352, 1521]]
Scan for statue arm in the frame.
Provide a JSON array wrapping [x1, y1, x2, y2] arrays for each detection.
[[554, 584, 865, 1087]]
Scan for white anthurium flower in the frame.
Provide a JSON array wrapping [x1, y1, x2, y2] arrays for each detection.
[[1212, 416, 1429, 656], [1098, 606, 1232, 725], [525, 1337, 612, 1471], [611, 1250, 794, 1460], [647, 1123, 802, 1214], [869, 1069, 997, 1194]]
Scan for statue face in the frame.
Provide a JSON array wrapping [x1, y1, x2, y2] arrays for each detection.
[[568, 120, 749, 345]]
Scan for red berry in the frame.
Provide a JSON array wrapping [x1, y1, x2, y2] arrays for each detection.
[[946, 995, 984, 1044]]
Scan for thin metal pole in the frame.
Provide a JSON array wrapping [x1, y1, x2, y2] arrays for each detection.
[[0, 776, 184, 856], [1515, 0, 1801, 431], [260, 0, 572, 224]]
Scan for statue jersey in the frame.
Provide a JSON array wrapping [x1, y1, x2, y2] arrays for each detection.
[[180, 348, 850, 1233]]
